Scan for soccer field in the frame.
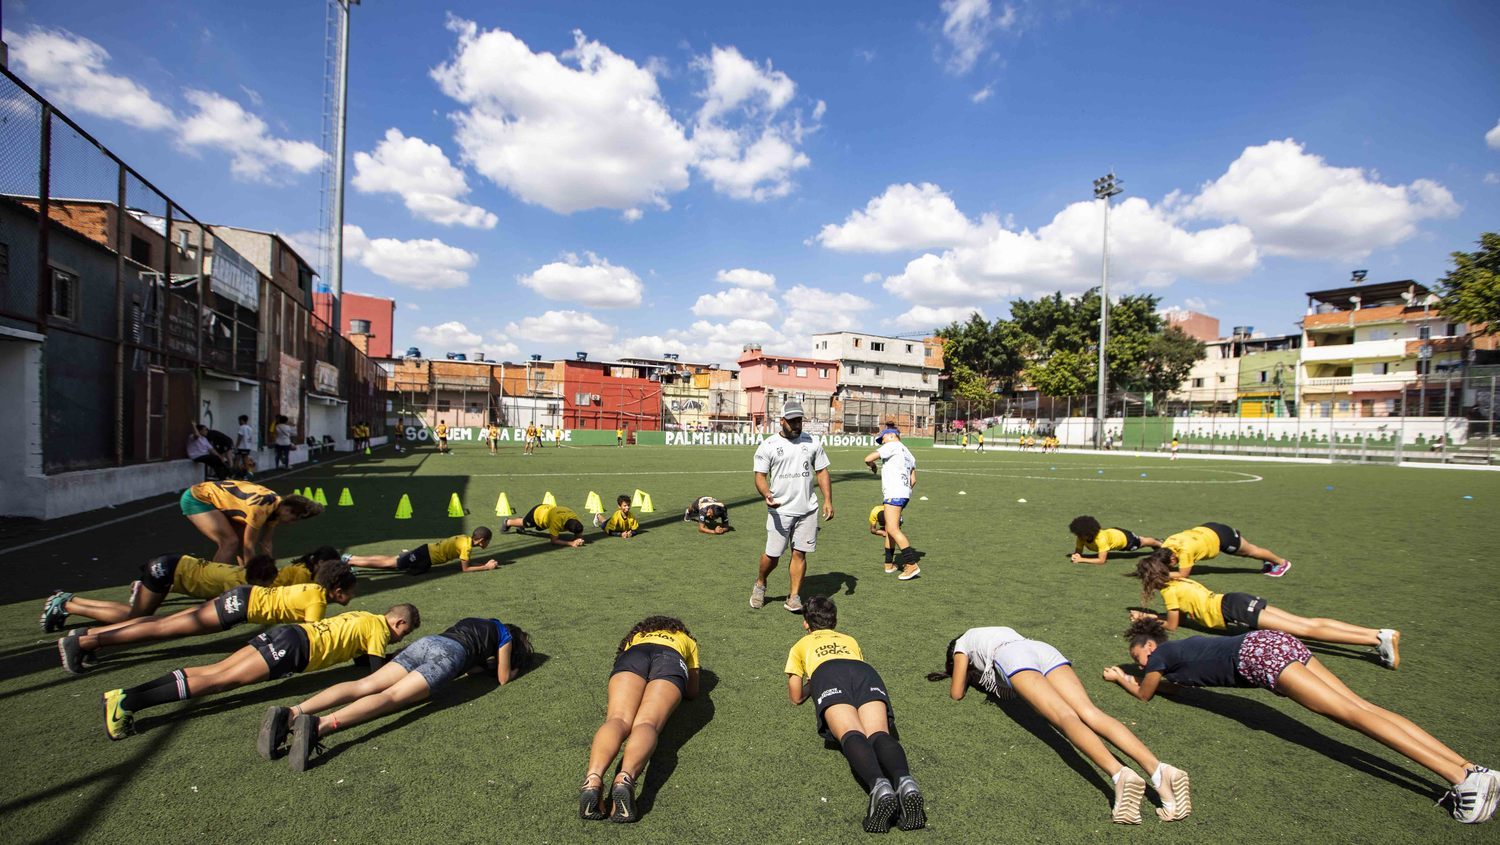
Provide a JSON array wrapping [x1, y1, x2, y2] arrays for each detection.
[[1, 443, 1497, 844]]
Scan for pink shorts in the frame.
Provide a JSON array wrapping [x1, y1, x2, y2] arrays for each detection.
[[1236, 630, 1312, 692]]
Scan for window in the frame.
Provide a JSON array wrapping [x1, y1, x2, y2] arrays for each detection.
[[1360, 400, 1374, 417], [905, 344, 914, 353], [1217, 374, 1226, 383], [871, 341, 885, 352], [853, 338, 861, 348], [777, 363, 789, 374], [796, 367, 807, 378], [874, 366, 883, 376], [1259, 371, 1268, 383], [436, 399, 452, 411], [1445, 323, 1458, 337], [817, 368, 828, 379], [467, 403, 481, 414], [1337, 401, 1350, 413], [50, 268, 79, 321], [1418, 325, 1431, 340], [350, 319, 372, 334], [1386, 399, 1398, 415], [922, 373, 930, 383], [1416, 360, 1431, 375], [129, 235, 152, 266], [1372, 362, 1389, 375], [848, 365, 859, 375], [1191, 378, 1204, 388]]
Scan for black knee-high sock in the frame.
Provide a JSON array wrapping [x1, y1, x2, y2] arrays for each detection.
[[900, 546, 917, 566], [839, 731, 886, 787], [883, 546, 895, 564], [122, 669, 190, 711], [870, 732, 911, 781]]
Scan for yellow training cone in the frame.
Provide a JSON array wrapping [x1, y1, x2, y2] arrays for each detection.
[[447, 493, 465, 518], [584, 491, 603, 514], [364, 446, 372, 456], [337, 487, 354, 506], [313, 488, 328, 506], [631, 489, 645, 508], [640, 492, 655, 513], [542, 491, 556, 506], [394, 494, 413, 519], [495, 492, 513, 516]]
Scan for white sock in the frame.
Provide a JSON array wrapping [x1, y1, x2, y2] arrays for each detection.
[[1151, 762, 1166, 789], [1111, 769, 1124, 785]]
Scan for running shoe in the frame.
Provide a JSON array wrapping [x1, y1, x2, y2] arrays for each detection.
[[40, 590, 70, 633], [1377, 629, 1401, 670], [749, 583, 766, 609], [258, 706, 292, 760], [862, 778, 898, 833], [896, 776, 926, 831], [783, 594, 803, 613], [101, 688, 135, 741], [58, 635, 89, 675], [288, 714, 324, 772], [898, 565, 921, 581], [1448, 768, 1499, 823], [1262, 560, 1292, 577], [579, 773, 606, 820], [883, 563, 898, 574], [609, 773, 638, 823], [1111, 768, 1146, 824], [1154, 764, 1192, 821], [592, 513, 607, 528], [500, 523, 512, 534]]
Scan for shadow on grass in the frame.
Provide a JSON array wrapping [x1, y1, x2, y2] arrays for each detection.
[[989, 696, 1114, 803], [1182, 563, 1265, 576], [803, 571, 859, 597], [637, 667, 719, 818]]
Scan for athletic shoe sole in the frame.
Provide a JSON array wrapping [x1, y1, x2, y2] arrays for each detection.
[[1263, 562, 1291, 577], [1111, 772, 1146, 824], [258, 707, 290, 760], [898, 567, 921, 581], [609, 781, 637, 823], [1379, 630, 1401, 670], [863, 789, 899, 833], [897, 787, 926, 830], [58, 636, 87, 675], [1155, 766, 1192, 821], [288, 714, 317, 772], [579, 784, 606, 820]]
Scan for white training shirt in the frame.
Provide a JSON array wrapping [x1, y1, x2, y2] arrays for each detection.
[[752, 432, 830, 516], [878, 440, 916, 500], [236, 424, 254, 450]]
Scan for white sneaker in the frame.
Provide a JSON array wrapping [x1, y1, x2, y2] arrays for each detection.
[[1449, 769, 1500, 824], [1377, 629, 1400, 670], [592, 513, 606, 528], [1154, 764, 1191, 821], [1111, 768, 1146, 824]]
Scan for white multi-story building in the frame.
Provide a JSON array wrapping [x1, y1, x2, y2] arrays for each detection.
[[810, 332, 940, 401]]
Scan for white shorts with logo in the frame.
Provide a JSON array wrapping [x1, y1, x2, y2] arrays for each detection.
[[994, 639, 1071, 686], [765, 509, 819, 556]]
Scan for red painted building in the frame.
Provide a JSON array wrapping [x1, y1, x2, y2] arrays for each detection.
[[313, 291, 397, 358], [557, 360, 663, 431]]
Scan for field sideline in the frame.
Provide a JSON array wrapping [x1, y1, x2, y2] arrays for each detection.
[[1, 442, 1496, 844]]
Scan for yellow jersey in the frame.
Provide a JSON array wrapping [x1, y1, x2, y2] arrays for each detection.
[[173, 556, 248, 598], [189, 480, 281, 530], [1162, 526, 1221, 575], [1158, 578, 1226, 631], [785, 630, 864, 678], [270, 563, 314, 587], [486, 425, 499, 440], [248, 583, 329, 624], [616, 428, 624, 439], [299, 611, 392, 673], [1075, 528, 1130, 555], [625, 629, 700, 668], [868, 505, 884, 528], [532, 504, 580, 536], [604, 511, 639, 533], [427, 534, 474, 564], [434, 424, 449, 438]]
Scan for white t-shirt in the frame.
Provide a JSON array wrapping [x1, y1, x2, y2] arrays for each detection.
[[752, 432, 830, 516], [274, 423, 295, 447], [877, 440, 916, 500], [954, 626, 1025, 658], [236, 424, 254, 450]]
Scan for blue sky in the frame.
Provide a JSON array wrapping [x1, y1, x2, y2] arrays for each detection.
[[6, 0, 1499, 364]]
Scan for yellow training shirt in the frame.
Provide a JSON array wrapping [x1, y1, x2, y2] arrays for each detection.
[[1162, 526, 1221, 574], [189, 480, 281, 530], [1075, 527, 1129, 555], [532, 504, 580, 536], [270, 563, 314, 588], [173, 557, 247, 598], [248, 583, 329, 624], [1159, 578, 1227, 631], [434, 424, 449, 438], [785, 630, 864, 678], [604, 511, 639, 533], [625, 629, 700, 669], [868, 505, 885, 528], [428, 534, 474, 564], [299, 611, 392, 673]]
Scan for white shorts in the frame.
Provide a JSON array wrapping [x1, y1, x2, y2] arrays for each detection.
[[994, 639, 1071, 686], [765, 510, 818, 557]]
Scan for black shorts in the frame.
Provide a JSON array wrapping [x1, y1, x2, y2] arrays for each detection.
[[396, 545, 433, 575], [1202, 522, 1242, 554], [140, 554, 181, 594], [251, 625, 310, 679], [611, 643, 689, 693], [1112, 528, 1142, 552], [1221, 592, 1266, 630], [213, 585, 253, 628], [522, 505, 543, 530], [809, 659, 897, 742]]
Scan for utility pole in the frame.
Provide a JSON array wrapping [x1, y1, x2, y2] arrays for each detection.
[[329, 0, 357, 334], [1092, 172, 1123, 449]]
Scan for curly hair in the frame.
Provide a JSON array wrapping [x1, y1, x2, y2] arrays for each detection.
[[243, 554, 279, 586], [1124, 616, 1170, 648], [1068, 515, 1101, 541], [1132, 554, 1176, 603], [803, 595, 838, 631], [617, 615, 692, 655], [313, 560, 356, 594]]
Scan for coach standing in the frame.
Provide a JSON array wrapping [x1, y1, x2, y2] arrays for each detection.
[[750, 400, 833, 613]]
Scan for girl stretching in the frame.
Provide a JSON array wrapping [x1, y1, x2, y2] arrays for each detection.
[[1107, 618, 1498, 824], [580, 616, 700, 822], [1131, 556, 1400, 668], [928, 627, 1190, 824], [261, 617, 533, 771], [786, 596, 926, 833]]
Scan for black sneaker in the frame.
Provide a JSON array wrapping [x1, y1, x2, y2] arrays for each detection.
[[58, 636, 89, 675], [609, 773, 638, 823], [258, 706, 292, 760], [288, 714, 325, 772], [863, 778, 898, 833], [896, 776, 926, 831], [579, 774, 606, 820]]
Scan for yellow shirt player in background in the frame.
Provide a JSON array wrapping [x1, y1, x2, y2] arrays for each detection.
[[181, 479, 323, 564], [784, 596, 926, 834], [434, 421, 450, 454], [553, 426, 563, 447], [616, 426, 625, 447], [1152, 522, 1293, 578], [101, 604, 419, 740], [487, 422, 500, 455], [1066, 515, 1162, 565], [524, 423, 539, 455], [344, 527, 497, 574], [504, 502, 586, 548], [595, 494, 641, 539], [62, 561, 358, 673]]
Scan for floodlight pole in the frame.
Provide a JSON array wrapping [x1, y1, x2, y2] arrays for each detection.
[[329, 0, 356, 334], [1092, 172, 1123, 449]]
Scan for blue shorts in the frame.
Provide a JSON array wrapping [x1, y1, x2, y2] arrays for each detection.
[[882, 498, 910, 508], [394, 634, 469, 691]]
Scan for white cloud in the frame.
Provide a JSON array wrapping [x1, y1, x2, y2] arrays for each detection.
[[432, 19, 694, 214], [621, 208, 645, 222], [1184, 296, 1209, 311], [814, 183, 987, 253], [178, 90, 325, 182], [484, 332, 521, 357], [697, 45, 796, 122], [505, 310, 616, 347], [715, 268, 777, 290], [605, 317, 791, 365], [517, 252, 644, 308], [939, 0, 1015, 75], [1184, 139, 1460, 260], [890, 305, 985, 330], [1487, 119, 1500, 150], [7, 26, 175, 130], [692, 46, 814, 201], [352, 128, 497, 229], [341, 224, 476, 290], [971, 84, 995, 104], [780, 285, 875, 341], [692, 288, 780, 321], [1485, 172, 1500, 186], [862, 272, 883, 284], [413, 321, 482, 350]]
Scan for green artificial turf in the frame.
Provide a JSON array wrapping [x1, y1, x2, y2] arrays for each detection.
[[1, 443, 1497, 844]]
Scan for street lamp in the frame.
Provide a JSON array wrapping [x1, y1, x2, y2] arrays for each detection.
[[1092, 172, 1123, 449]]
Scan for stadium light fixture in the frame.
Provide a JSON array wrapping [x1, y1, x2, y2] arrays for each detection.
[[1092, 172, 1123, 450]]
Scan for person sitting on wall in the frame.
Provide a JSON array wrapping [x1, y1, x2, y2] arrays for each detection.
[[187, 425, 232, 479]]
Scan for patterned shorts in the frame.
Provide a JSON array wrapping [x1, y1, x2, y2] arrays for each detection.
[[1235, 630, 1312, 692]]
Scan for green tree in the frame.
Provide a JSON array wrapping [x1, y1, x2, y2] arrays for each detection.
[[1137, 327, 1204, 405], [948, 362, 993, 401], [1024, 348, 1094, 397], [1435, 232, 1500, 334]]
